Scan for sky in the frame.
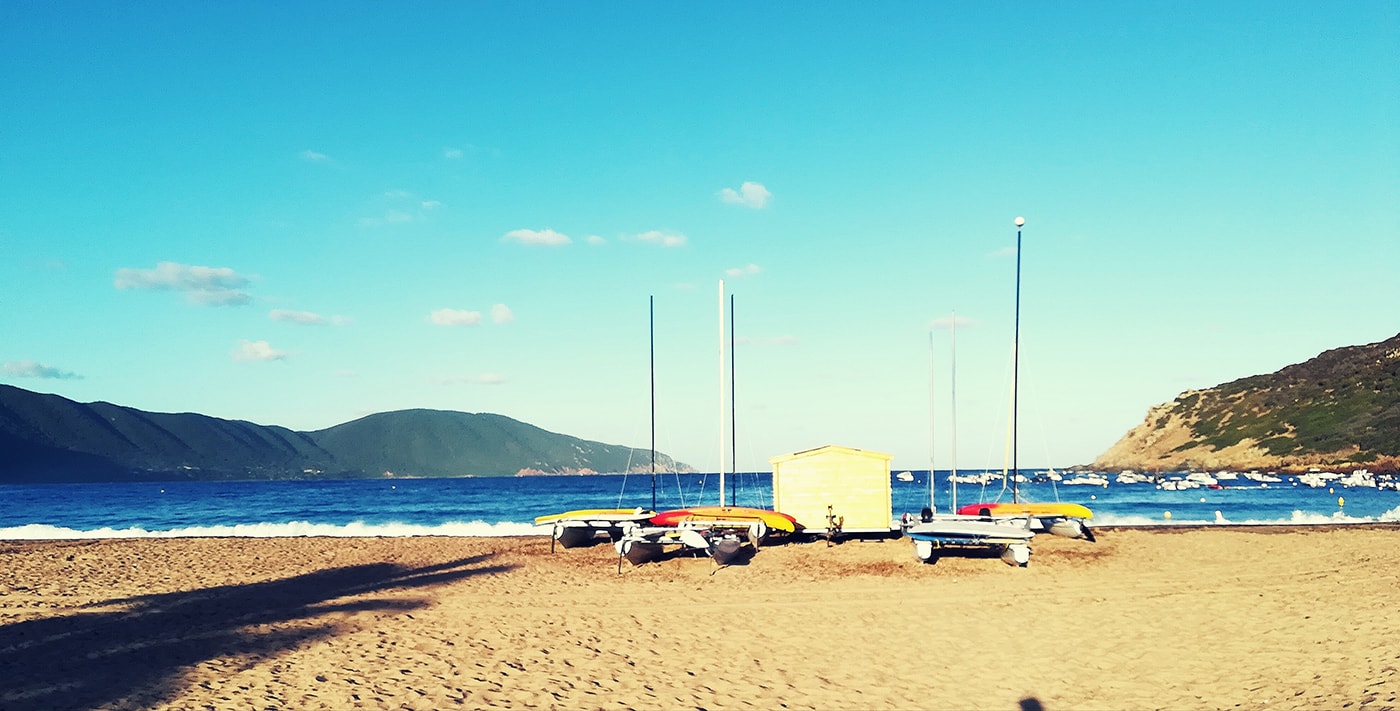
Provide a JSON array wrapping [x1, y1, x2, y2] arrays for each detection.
[[2, 2, 1396, 473]]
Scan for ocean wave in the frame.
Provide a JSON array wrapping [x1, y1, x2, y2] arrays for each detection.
[[0, 519, 541, 541]]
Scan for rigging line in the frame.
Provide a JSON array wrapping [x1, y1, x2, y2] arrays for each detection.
[[651, 294, 657, 511], [950, 311, 960, 513], [733, 291, 744, 509], [928, 328, 936, 513]]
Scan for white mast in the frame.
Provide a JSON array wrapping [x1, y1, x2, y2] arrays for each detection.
[[718, 279, 727, 505]]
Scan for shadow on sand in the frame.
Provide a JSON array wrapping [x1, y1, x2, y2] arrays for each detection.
[[0, 553, 514, 711]]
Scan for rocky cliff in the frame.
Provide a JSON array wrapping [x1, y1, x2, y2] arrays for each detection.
[[1093, 333, 1400, 473]]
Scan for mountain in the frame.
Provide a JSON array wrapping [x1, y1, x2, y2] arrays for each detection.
[[310, 409, 685, 478], [0, 384, 690, 483], [1093, 334, 1400, 473]]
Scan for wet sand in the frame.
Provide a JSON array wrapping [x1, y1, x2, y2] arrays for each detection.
[[1, 526, 1397, 710]]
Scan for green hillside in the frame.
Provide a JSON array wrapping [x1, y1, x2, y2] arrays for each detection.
[[1094, 333, 1400, 472], [0, 384, 686, 483], [308, 408, 678, 477]]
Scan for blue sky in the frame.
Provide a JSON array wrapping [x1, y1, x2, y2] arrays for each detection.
[[2, 2, 1396, 472]]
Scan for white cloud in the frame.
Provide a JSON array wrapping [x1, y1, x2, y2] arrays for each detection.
[[114, 262, 252, 306], [735, 335, 798, 347], [503, 228, 571, 246], [444, 147, 464, 159], [724, 263, 761, 278], [438, 373, 507, 385], [633, 230, 687, 247], [232, 340, 287, 362], [718, 181, 772, 209], [300, 149, 330, 162], [2, 360, 82, 379], [491, 304, 514, 324], [586, 235, 606, 246], [430, 308, 482, 326], [269, 309, 349, 326], [421, 200, 442, 209], [989, 246, 1018, 259]]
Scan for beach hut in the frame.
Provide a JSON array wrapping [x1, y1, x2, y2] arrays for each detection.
[[769, 445, 894, 535]]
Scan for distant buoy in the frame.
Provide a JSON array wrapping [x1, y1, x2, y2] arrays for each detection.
[[1090, 494, 1097, 500], [1164, 511, 1172, 520], [1338, 496, 1344, 508], [1199, 497, 1206, 503], [1329, 487, 1334, 494]]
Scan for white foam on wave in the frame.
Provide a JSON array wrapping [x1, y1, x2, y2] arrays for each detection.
[[1093, 509, 1393, 527], [0, 519, 540, 541]]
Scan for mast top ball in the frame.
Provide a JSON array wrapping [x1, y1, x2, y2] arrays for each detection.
[[1014, 216, 1025, 227]]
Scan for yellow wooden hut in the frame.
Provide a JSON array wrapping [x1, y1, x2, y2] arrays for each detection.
[[769, 444, 894, 534]]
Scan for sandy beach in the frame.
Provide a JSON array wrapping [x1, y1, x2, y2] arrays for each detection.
[[1, 526, 1397, 711]]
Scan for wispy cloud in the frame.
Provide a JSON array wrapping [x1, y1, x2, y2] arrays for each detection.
[[269, 309, 350, 326], [430, 308, 483, 326], [736, 335, 798, 347], [437, 373, 507, 386], [929, 314, 977, 329], [491, 304, 514, 324], [300, 149, 331, 162], [358, 191, 442, 227], [724, 263, 761, 278], [358, 210, 416, 228], [585, 235, 606, 246], [502, 228, 571, 246], [2, 360, 82, 379], [718, 181, 772, 209], [444, 147, 465, 160], [988, 246, 1018, 258], [632, 230, 687, 247], [114, 262, 252, 306], [232, 340, 288, 362]]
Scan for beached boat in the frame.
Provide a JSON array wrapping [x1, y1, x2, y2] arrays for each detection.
[[901, 311, 1039, 566], [536, 297, 664, 551], [649, 505, 798, 536], [618, 284, 796, 569], [950, 218, 1094, 541], [904, 512, 1034, 566], [534, 508, 656, 548]]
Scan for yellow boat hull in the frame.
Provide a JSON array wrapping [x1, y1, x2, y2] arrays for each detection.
[[533, 508, 654, 526], [958, 502, 1093, 520]]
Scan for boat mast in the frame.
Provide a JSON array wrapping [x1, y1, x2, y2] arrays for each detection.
[[1012, 216, 1025, 504], [650, 294, 657, 511], [718, 279, 727, 507]]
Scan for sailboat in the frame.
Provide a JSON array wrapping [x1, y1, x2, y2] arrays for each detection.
[[535, 297, 663, 550], [953, 216, 1095, 542], [634, 281, 798, 567], [902, 312, 1035, 567]]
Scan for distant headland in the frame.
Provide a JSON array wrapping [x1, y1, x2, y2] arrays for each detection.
[[1092, 333, 1400, 475], [0, 384, 694, 483]]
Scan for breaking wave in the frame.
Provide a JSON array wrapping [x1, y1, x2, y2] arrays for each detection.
[[0, 520, 540, 541]]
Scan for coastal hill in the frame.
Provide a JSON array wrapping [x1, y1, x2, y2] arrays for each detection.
[[0, 384, 690, 483], [1093, 333, 1400, 473]]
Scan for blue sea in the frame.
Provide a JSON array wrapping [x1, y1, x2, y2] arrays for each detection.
[[2, 470, 1397, 540]]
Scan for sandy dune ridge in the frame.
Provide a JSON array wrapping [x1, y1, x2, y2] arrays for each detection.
[[1, 526, 1397, 710]]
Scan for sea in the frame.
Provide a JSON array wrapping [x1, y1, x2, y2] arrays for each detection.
[[1, 470, 1397, 540]]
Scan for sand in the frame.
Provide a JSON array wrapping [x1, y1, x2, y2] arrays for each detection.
[[1, 526, 1398, 711]]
